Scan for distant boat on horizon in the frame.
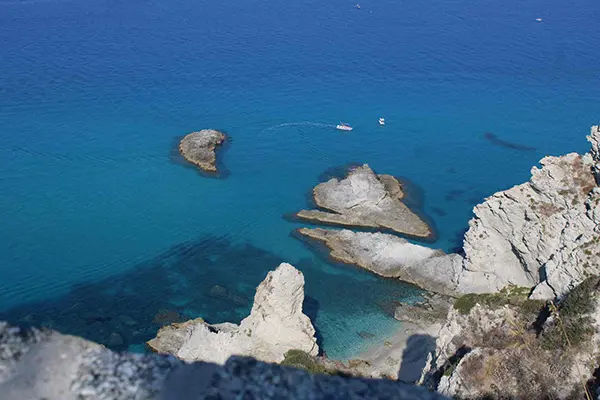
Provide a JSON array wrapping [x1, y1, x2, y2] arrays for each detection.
[[336, 122, 353, 131]]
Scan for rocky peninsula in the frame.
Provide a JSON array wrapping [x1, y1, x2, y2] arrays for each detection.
[[296, 165, 432, 238], [179, 129, 226, 173], [297, 227, 462, 296], [148, 263, 318, 365]]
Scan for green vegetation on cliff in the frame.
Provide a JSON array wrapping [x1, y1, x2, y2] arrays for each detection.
[[453, 286, 546, 317]]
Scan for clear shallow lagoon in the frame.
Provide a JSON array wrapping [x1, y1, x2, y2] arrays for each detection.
[[0, 0, 599, 359]]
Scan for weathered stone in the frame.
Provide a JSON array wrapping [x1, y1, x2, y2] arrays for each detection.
[[296, 165, 432, 238], [179, 129, 226, 173], [458, 126, 600, 298], [297, 227, 462, 295], [148, 263, 318, 365]]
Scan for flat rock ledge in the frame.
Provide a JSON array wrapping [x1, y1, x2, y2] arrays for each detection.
[[179, 129, 226, 173], [296, 164, 432, 238], [148, 263, 319, 365], [297, 228, 462, 296], [0, 322, 449, 400]]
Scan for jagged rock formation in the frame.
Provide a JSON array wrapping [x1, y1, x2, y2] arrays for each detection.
[[0, 322, 449, 400], [297, 227, 462, 295], [420, 279, 600, 399], [296, 165, 432, 238], [148, 263, 318, 365], [457, 125, 600, 298], [295, 127, 600, 301], [179, 129, 226, 173]]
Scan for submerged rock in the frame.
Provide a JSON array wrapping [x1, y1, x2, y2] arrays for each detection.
[[297, 227, 462, 295], [179, 129, 226, 173], [147, 263, 318, 365], [296, 165, 432, 238]]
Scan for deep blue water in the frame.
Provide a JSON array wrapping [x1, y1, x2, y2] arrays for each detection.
[[1, 0, 599, 359]]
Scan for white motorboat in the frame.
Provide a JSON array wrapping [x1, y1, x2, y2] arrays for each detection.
[[536, 17, 543, 22], [336, 123, 353, 131], [378, 118, 385, 126]]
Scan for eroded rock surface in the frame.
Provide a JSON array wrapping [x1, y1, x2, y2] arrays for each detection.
[[297, 227, 462, 295], [148, 263, 318, 365], [179, 129, 226, 173], [296, 165, 432, 238], [458, 125, 600, 298]]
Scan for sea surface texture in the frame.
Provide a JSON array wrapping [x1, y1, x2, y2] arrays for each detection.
[[1, 0, 599, 359]]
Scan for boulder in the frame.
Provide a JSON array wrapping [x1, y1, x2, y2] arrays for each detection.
[[179, 129, 226, 173], [147, 263, 318, 365], [296, 165, 432, 238]]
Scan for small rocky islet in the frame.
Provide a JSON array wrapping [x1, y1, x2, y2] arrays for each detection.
[[296, 164, 432, 238], [178, 129, 227, 173]]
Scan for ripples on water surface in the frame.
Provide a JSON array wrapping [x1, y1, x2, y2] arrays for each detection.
[[0, 0, 599, 358]]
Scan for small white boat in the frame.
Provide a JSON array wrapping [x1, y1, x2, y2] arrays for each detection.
[[536, 17, 543, 22], [378, 118, 385, 126], [336, 123, 353, 131], [356, 4, 360, 9]]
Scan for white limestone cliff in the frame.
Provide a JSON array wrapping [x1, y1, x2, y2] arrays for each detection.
[[456, 126, 600, 298], [147, 263, 318, 364]]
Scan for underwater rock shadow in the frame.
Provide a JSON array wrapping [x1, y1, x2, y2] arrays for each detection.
[[484, 132, 536, 152], [169, 134, 232, 179], [0, 235, 346, 356], [0, 235, 288, 352]]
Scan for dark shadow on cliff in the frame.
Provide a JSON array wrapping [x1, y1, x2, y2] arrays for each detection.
[[169, 134, 231, 179], [397, 334, 437, 383]]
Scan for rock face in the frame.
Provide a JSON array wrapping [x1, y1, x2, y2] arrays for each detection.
[[297, 228, 463, 296], [421, 278, 600, 399], [148, 263, 319, 365], [296, 165, 432, 238], [179, 129, 226, 173], [457, 125, 600, 298], [0, 322, 449, 400]]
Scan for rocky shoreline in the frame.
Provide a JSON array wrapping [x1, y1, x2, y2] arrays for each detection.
[[178, 129, 227, 173]]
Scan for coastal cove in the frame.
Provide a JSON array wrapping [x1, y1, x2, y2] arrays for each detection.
[[1, 0, 600, 363]]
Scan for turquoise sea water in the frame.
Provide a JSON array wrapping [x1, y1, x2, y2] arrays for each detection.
[[1, 0, 599, 359]]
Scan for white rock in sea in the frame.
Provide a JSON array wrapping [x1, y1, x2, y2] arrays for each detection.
[[147, 263, 318, 365], [456, 125, 600, 298], [297, 227, 462, 296], [296, 165, 432, 238], [178, 129, 226, 173]]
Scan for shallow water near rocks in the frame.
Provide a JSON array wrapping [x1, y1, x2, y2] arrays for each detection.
[[1, 0, 599, 359]]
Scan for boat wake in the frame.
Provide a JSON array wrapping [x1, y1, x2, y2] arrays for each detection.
[[264, 121, 336, 131]]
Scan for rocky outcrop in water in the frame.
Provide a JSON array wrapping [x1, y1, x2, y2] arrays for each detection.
[[147, 263, 318, 365], [296, 165, 432, 238], [297, 227, 462, 296], [457, 125, 600, 298], [179, 129, 226, 173], [420, 278, 600, 399], [0, 322, 448, 400]]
